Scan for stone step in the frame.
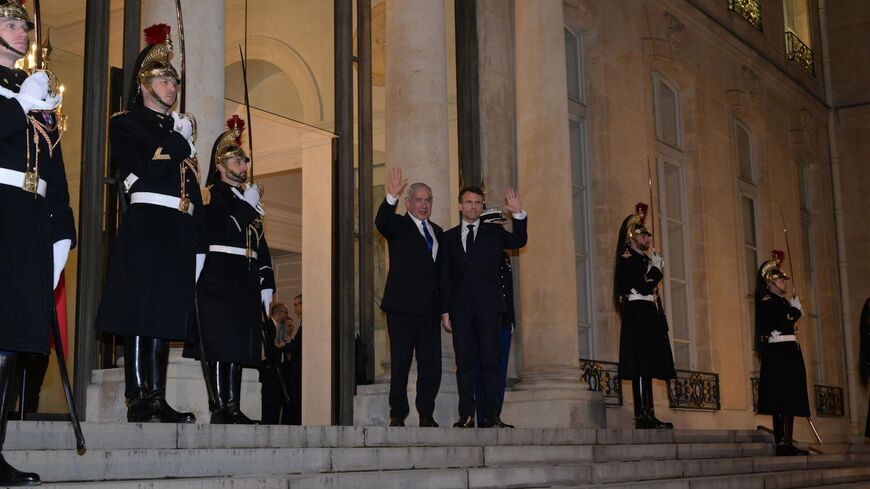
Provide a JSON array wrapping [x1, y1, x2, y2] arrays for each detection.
[[2, 421, 772, 450], [28, 464, 870, 489], [562, 463, 870, 489], [4, 447, 857, 485]]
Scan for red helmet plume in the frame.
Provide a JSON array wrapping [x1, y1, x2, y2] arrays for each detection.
[[144, 24, 171, 46], [226, 115, 245, 145], [635, 202, 648, 223]]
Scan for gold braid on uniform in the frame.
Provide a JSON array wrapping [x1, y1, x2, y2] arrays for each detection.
[[246, 218, 264, 263]]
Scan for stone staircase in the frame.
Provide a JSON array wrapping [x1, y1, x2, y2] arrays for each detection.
[[3, 421, 870, 488]]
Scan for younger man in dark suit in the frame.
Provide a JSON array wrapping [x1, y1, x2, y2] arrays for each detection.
[[375, 167, 445, 427], [441, 187, 527, 428]]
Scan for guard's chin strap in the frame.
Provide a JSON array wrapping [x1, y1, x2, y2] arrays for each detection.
[[0, 34, 26, 57], [220, 163, 246, 185]]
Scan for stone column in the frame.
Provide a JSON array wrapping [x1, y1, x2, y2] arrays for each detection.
[[142, 0, 224, 184], [354, 0, 456, 427], [500, 0, 605, 428]]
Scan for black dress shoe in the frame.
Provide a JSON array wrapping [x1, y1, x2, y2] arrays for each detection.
[[419, 416, 439, 428], [649, 416, 673, 429], [634, 415, 655, 430], [453, 416, 475, 428], [388, 416, 405, 427], [480, 415, 514, 428], [127, 398, 160, 423], [0, 454, 40, 486], [212, 407, 259, 425], [150, 397, 196, 423]]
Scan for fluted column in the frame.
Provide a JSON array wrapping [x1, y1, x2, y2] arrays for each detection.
[[354, 0, 455, 427], [385, 0, 451, 222], [142, 0, 224, 184], [501, 0, 605, 428]]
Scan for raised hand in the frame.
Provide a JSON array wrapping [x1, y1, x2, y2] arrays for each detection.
[[504, 187, 522, 214], [386, 167, 407, 198]]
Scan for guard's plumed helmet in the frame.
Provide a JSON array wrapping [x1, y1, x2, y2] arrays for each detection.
[[130, 24, 179, 106], [625, 202, 652, 242], [761, 249, 790, 283], [214, 115, 249, 166], [0, 0, 33, 31]]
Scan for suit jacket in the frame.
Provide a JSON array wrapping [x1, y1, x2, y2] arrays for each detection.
[[376, 198, 445, 315], [442, 217, 527, 316], [262, 319, 289, 365]]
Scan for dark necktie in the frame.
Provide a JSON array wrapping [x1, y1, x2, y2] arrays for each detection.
[[421, 220, 434, 252], [465, 223, 475, 253]]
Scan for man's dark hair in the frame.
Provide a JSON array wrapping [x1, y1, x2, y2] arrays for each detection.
[[458, 186, 484, 203]]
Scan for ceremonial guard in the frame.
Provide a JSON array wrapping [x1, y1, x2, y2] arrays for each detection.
[[0, 1, 74, 483], [96, 24, 202, 423], [755, 250, 810, 456], [613, 203, 675, 429], [184, 115, 273, 424]]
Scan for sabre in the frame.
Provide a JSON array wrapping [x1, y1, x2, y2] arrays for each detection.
[[32, 0, 43, 66], [174, 0, 187, 113], [779, 206, 821, 444], [647, 155, 666, 307], [51, 303, 86, 453], [238, 45, 255, 182]]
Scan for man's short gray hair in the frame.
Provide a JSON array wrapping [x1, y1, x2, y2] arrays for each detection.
[[405, 183, 432, 199]]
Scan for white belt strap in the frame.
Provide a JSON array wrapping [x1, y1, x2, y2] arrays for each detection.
[[768, 334, 797, 344], [209, 245, 257, 259], [130, 192, 194, 216], [0, 168, 47, 197], [628, 293, 655, 302]]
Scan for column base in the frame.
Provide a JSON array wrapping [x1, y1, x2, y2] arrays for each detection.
[[85, 348, 261, 423], [354, 370, 458, 427], [501, 372, 607, 428]]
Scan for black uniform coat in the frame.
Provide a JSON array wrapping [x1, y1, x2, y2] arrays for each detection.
[[375, 199, 445, 315], [755, 291, 810, 416], [614, 248, 675, 380], [0, 66, 76, 354], [440, 218, 527, 317], [185, 180, 274, 365], [96, 105, 205, 340]]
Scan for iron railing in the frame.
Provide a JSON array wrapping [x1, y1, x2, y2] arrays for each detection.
[[668, 369, 721, 410], [728, 0, 762, 30], [785, 31, 815, 75]]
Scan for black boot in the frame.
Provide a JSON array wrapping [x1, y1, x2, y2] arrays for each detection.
[[223, 363, 258, 424], [773, 414, 792, 456], [124, 336, 159, 423], [784, 415, 809, 456], [642, 377, 673, 429], [632, 378, 652, 429], [206, 361, 231, 424], [146, 338, 195, 423], [0, 352, 40, 486]]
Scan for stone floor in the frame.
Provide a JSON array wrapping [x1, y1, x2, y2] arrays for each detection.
[[3, 421, 870, 488]]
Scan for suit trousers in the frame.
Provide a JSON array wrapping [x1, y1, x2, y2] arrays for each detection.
[[386, 311, 442, 419], [452, 312, 502, 418], [260, 364, 285, 425]]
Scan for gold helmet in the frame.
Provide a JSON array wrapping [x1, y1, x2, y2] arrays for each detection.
[[0, 0, 33, 31], [136, 24, 180, 92], [761, 249, 790, 283], [214, 115, 249, 166], [625, 202, 651, 241]]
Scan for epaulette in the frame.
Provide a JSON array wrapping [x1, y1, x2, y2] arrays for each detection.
[[621, 249, 631, 259], [761, 294, 771, 301], [201, 185, 213, 205], [111, 110, 130, 118]]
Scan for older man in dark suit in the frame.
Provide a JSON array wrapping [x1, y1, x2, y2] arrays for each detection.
[[375, 167, 445, 427], [441, 186, 526, 428]]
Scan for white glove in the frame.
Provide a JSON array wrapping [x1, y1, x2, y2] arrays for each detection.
[[171, 111, 194, 140], [789, 295, 802, 311], [243, 183, 262, 209], [52, 239, 71, 289], [16, 71, 50, 113], [650, 252, 664, 270], [195, 253, 206, 283], [261, 288, 274, 316]]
